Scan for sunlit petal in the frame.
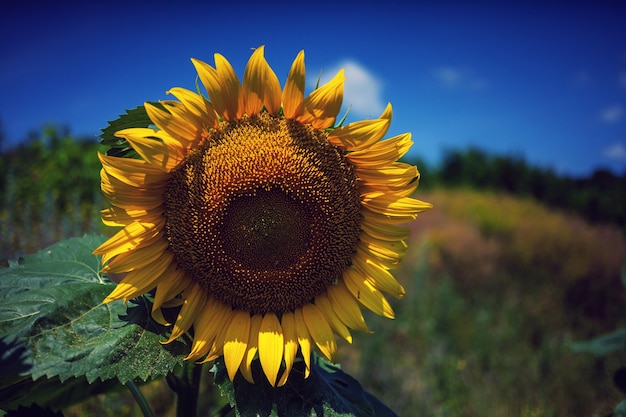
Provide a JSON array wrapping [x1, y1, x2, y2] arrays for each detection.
[[240, 314, 263, 384], [277, 311, 298, 387], [223, 310, 251, 381], [328, 104, 392, 151], [294, 308, 312, 378], [242, 45, 282, 115], [327, 282, 371, 333], [302, 303, 337, 362], [314, 293, 352, 343], [298, 69, 345, 129], [282, 50, 305, 118], [166, 282, 208, 343], [343, 267, 395, 319], [258, 313, 284, 386], [103, 251, 173, 302]]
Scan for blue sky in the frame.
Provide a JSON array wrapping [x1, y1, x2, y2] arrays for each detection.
[[1, 1, 625, 177]]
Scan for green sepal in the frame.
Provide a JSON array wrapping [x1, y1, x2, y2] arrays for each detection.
[[0, 236, 188, 410], [213, 353, 398, 417]]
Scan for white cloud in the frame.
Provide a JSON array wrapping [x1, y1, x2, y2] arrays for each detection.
[[600, 105, 624, 124], [603, 142, 626, 161], [431, 66, 487, 91], [313, 60, 385, 118]]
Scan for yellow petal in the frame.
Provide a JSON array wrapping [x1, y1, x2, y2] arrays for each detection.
[[165, 282, 208, 343], [361, 193, 433, 217], [93, 218, 164, 258], [103, 250, 174, 302], [151, 267, 191, 325], [101, 169, 164, 211], [294, 308, 312, 378], [359, 232, 408, 263], [359, 180, 419, 199], [328, 104, 392, 151], [361, 206, 418, 226], [191, 54, 240, 120], [258, 313, 284, 387], [301, 303, 337, 362], [191, 58, 224, 116], [346, 132, 413, 167], [314, 293, 352, 343], [214, 53, 243, 119], [115, 128, 185, 172], [355, 243, 400, 270], [343, 267, 395, 319], [202, 311, 233, 364], [185, 299, 230, 361], [242, 46, 282, 115], [102, 238, 169, 274], [282, 50, 305, 119], [356, 162, 418, 188], [98, 153, 169, 188], [360, 219, 410, 242], [145, 102, 200, 144], [240, 314, 263, 384], [167, 87, 217, 129], [353, 256, 405, 299], [298, 69, 345, 129], [100, 207, 162, 227], [223, 310, 251, 381], [327, 282, 370, 333], [277, 311, 299, 387]]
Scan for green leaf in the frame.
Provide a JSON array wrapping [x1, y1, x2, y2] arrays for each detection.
[[213, 354, 398, 417], [0, 236, 188, 406], [99, 105, 154, 158], [570, 327, 626, 356]]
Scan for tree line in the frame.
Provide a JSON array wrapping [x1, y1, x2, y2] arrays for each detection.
[[410, 147, 626, 232]]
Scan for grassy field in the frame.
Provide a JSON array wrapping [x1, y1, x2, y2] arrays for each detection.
[[2, 164, 625, 416], [337, 189, 626, 416]]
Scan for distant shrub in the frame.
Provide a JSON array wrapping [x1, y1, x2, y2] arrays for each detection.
[[0, 126, 105, 263]]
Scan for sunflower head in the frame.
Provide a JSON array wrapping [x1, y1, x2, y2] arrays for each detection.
[[95, 46, 432, 387]]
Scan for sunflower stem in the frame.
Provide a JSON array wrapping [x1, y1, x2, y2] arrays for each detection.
[[127, 380, 154, 417], [172, 362, 203, 417]]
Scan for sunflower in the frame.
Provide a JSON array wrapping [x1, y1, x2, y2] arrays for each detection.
[[95, 46, 431, 387]]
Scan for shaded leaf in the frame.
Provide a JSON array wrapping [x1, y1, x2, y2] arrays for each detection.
[[214, 353, 398, 417]]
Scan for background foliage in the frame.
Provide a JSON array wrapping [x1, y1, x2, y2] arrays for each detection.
[[1, 127, 625, 416]]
